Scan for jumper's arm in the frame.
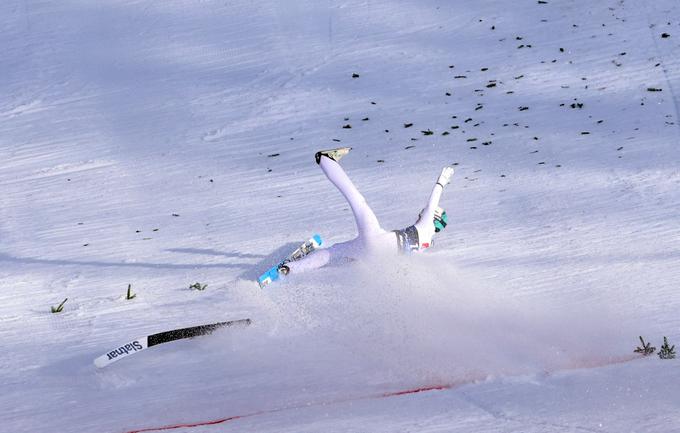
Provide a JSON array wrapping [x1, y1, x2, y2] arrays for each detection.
[[421, 166, 454, 220]]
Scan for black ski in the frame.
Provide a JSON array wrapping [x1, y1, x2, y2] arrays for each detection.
[[94, 318, 251, 368]]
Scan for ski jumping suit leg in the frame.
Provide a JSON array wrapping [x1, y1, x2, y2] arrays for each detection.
[[319, 156, 383, 238], [286, 156, 385, 273]]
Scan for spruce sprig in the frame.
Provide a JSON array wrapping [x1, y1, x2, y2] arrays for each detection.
[[189, 282, 207, 291], [658, 337, 676, 359], [51, 298, 68, 313], [633, 336, 656, 356], [126, 284, 136, 300]]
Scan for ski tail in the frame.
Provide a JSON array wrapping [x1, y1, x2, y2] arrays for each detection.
[[147, 319, 251, 347], [257, 234, 322, 288]]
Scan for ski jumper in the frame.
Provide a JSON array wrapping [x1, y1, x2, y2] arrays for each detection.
[[286, 154, 451, 274]]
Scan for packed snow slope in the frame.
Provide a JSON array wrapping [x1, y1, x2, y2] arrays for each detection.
[[2, 0, 680, 432]]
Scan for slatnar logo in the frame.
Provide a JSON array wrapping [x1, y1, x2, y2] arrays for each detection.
[[106, 341, 144, 360]]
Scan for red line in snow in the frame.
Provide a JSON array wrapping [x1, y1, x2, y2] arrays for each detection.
[[382, 384, 452, 397], [123, 383, 458, 433], [126, 415, 246, 433], [124, 355, 642, 433]]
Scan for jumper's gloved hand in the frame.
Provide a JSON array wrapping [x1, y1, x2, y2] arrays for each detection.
[[436, 166, 455, 187]]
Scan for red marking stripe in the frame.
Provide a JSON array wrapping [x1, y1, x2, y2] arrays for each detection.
[[127, 416, 246, 433], [124, 355, 641, 433], [383, 384, 450, 397], [124, 383, 458, 433]]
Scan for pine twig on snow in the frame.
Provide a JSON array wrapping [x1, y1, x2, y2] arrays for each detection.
[[126, 284, 136, 300], [51, 298, 68, 313], [189, 282, 207, 291], [633, 336, 655, 356], [658, 337, 676, 359]]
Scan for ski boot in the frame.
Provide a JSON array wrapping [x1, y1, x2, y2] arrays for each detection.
[[315, 147, 352, 164]]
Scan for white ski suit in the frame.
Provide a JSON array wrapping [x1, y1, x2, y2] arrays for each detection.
[[286, 155, 453, 273]]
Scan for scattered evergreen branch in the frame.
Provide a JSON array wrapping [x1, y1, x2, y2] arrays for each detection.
[[633, 336, 656, 356], [658, 336, 676, 359], [126, 284, 136, 300], [189, 282, 207, 291], [51, 298, 68, 313]]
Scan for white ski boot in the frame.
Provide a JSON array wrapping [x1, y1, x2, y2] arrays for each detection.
[[315, 147, 352, 164]]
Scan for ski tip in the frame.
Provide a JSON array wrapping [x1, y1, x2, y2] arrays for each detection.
[[94, 356, 107, 369]]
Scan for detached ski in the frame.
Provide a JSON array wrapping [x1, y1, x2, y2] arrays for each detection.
[[257, 234, 322, 288], [94, 318, 251, 368]]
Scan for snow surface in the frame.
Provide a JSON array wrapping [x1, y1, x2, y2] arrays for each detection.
[[2, 0, 680, 432]]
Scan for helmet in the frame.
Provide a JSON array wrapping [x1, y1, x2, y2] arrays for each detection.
[[434, 207, 448, 232]]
